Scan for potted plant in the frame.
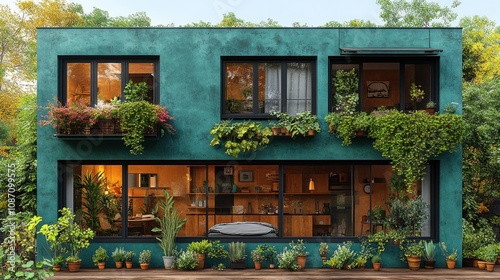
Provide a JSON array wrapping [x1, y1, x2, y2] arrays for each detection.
[[40, 98, 95, 135], [256, 244, 277, 268], [92, 246, 109, 270], [209, 120, 272, 158], [403, 240, 423, 270], [425, 100, 436, 114], [319, 242, 329, 260], [228, 241, 246, 269], [358, 236, 375, 269], [112, 247, 126, 269], [277, 247, 300, 271], [207, 240, 228, 270], [422, 240, 436, 269], [117, 80, 175, 155], [251, 247, 265, 270], [187, 240, 212, 270], [139, 250, 151, 270], [269, 111, 294, 136], [409, 82, 425, 110], [289, 239, 309, 270], [290, 111, 321, 137], [152, 190, 187, 269], [326, 241, 356, 269], [176, 250, 199, 271], [481, 244, 497, 272], [91, 103, 119, 134], [55, 208, 94, 272], [125, 250, 135, 269], [38, 215, 69, 271], [371, 255, 382, 271], [439, 242, 458, 269]]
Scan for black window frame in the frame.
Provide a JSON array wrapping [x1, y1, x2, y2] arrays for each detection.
[[59, 56, 160, 106], [58, 160, 439, 243], [221, 56, 317, 119], [328, 56, 440, 113]]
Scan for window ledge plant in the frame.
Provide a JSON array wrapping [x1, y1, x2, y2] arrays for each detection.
[[209, 120, 272, 158], [40, 81, 175, 155]]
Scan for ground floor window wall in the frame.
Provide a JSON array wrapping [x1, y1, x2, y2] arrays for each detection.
[[61, 162, 434, 239]]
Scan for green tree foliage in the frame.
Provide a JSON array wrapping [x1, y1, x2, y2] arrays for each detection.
[[74, 6, 151, 27], [461, 16, 500, 84], [376, 0, 460, 27], [321, 19, 377, 27], [0, 94, 37, 213], [462, 79, 500, 222]]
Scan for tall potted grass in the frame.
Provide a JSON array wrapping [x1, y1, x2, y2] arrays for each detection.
[[152, 190, 187, 269]]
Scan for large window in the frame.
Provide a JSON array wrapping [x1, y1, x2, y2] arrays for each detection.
[[61, 162, 435, 240], [330, 57, 438, 113], [222, 58, 316, 118], [61, 57, 158, 106]]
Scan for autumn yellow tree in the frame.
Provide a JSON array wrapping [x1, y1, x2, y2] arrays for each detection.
[[461, 16, 500, 84]]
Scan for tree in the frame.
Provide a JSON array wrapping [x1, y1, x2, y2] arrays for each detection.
[[322, 19, 378, 27], [0, 94, 37, 213], [460, 16, 500, 84], [462, 79, 500, 222], [376, 0, 460, 27]]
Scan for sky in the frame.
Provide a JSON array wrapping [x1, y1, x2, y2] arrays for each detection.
[[3, 0, 500, 27]]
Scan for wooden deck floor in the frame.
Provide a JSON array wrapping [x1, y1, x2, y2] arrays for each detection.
[[49, 267, 500, 279]]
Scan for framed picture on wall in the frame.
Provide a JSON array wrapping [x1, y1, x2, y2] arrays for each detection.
[[224, 166, 234, 175], [239, 170, 254, 182], [367, 81, 390, 98]]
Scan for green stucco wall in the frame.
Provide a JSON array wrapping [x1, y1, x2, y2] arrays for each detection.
[[36, 27, 463, 268]]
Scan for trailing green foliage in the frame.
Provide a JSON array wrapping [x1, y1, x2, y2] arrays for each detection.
[[370, 110, 464, 189], [209, 120, 272, 158]]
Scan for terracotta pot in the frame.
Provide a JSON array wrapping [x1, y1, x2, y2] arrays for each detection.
[[115, 261, 123, 269], [320, 253, 327, 261], [307, 129, 315, 136], [254, 262, 262, 270], [271, 127, 281, 136], [486, 261, 495, 272], [140, 263, 149, 270], [446, 259, 456, 269], [407, 256, 421, 271], [373, 262, 381, 271], [472, 258, 478, 267], [126, 261, 133, 269], [269, 264, 275, 269], [425, 108, 436, 115], [478, 260, 486, 270], [67, 261, 81, 272], [52, 265, 61, 272], [296, 255, 307, 270], [98, 262, 106, 270], [328, 124, 334, 132], [195, 253, 205, 270]]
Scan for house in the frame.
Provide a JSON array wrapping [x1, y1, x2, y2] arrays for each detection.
[[37, 27, 463, 268]]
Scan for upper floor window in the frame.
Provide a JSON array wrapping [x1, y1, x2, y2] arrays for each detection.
[[330, 57, 438, 113], [222, 57, 316, 118], [61, 57, 159, 106]]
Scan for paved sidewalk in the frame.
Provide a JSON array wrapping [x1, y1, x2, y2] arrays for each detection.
[[50, 267, 500, 280]]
